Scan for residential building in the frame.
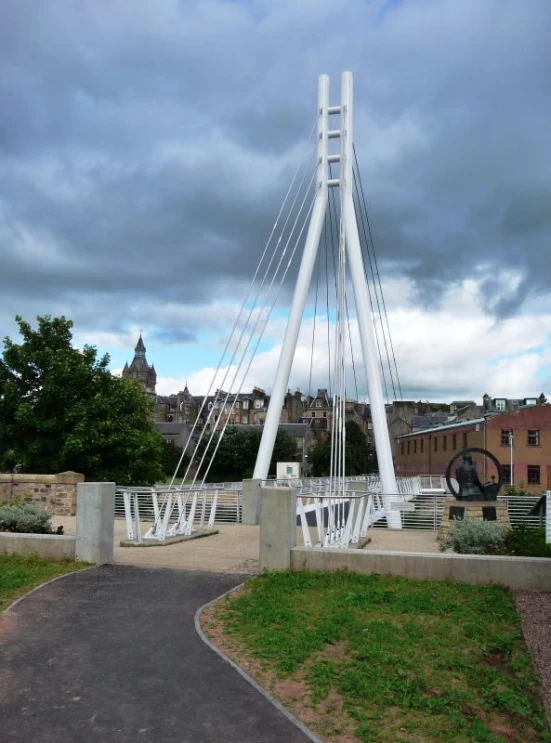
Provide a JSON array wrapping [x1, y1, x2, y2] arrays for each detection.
[[394, 404, 551, 492]]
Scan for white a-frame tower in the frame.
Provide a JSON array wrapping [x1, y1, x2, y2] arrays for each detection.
[[252, 72, 399, 512]]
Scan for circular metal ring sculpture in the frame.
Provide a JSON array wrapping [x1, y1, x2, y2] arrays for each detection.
[[445, 446, 503, 500]]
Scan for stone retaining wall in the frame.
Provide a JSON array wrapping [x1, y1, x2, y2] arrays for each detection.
[[0, 532, 76, 560], [291, 546, 551, 592], [0, 472, 84, 516]]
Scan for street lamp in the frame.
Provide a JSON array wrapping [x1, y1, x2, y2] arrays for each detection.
[[509, 431, 514, 486]]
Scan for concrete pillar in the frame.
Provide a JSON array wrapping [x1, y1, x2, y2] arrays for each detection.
[[242, 478, 262, 525], [76, 482, 115, 565], [260, 486, 297, 571]]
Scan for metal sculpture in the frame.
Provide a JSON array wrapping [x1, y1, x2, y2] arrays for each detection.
[[445, 447, 502, 501]]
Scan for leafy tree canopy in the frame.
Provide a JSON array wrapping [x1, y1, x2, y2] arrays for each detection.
[[160, 439, 189, 482], [196, 426, 298, 481], [308, 420, 377, 477], [0, 315, 164, 485]]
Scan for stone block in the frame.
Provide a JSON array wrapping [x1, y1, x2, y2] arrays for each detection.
[[438, 496, 510, 539], [260, 486, 297, 571], [0, 532, 76, 561], [242, 478, 262, 525], [76, 482, 115, 565]]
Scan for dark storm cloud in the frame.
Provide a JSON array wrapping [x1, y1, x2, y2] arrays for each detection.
[[0, 0, 550, 347]]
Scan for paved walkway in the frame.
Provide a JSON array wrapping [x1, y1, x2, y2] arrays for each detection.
[[1, 565, 313, 743], [52, 518, 440, 573], [365, 529, 440, 553], [54, 517, 261, 573]]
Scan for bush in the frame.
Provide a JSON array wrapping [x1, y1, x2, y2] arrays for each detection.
[[0, 502, 54, 534], [440, 518, 506, 555], [501, 524, 551, 558]]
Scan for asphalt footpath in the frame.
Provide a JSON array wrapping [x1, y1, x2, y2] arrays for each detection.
[[0, 565, 314, 743]]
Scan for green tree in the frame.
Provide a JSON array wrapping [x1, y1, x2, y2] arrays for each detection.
[[196, 426, 298, 481], [308, 420, 377, 476], [0, 315, 164, 485], [160, 439, 189, 481]]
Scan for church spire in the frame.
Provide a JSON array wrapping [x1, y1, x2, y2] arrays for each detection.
[[135, 334, 146, 358]]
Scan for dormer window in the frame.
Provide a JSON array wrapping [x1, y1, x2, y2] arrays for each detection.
[[235, 401, 240, 409], [243, 400, 249, 410], [315, 400, 323, 408]]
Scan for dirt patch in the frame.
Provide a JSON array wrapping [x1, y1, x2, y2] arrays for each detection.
[[484, 650, 508, 670], [201, 603, 360, 743]]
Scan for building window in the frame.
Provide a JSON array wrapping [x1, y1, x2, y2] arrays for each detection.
[[311, 412, 315, 417], [527, 430, 540, 446], [463, 432, 468, 448], [243, 400, 249, 410], [495, 399, 506, 412], [323, 412, 327, 417], [442, 436, 447, 451], [433, 437, 438, 452], [414, 440, 417, 454], [315, 399, 323, 408], [500, 464, 513, 484], [254, 399, 263, 409], [407, 441, 411, 454], [527, 465, 541, 485], [401, 442, 404, 455], [452, 433, 457, 450], [420, 439, 424, 454], [242, 415, 248, 424], [501, 429, 512, 446], [235, 401, 240, 409]]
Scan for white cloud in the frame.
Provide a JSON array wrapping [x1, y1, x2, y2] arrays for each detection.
[[154, 276, 551, 401]]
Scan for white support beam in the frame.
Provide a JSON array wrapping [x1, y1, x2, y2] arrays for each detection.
[[340, 71, 401, 528], [253, 75, 330, 480]]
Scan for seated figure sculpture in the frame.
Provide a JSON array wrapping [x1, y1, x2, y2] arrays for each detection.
[[455, 453, 484, 501]]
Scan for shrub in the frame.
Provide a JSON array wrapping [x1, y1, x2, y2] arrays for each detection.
[[440, 518, 506, 555], [501, 524, 551, 558], [0, 502, 54, 534], [502, 483, 539, 498]]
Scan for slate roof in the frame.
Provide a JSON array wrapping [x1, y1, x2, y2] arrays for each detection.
[[156, 422, 189, 435], [411, 415, 451, 429]]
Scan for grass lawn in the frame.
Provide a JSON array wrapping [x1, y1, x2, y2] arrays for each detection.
[[201, 571, 551, 743], [0, 553, 90, 612]]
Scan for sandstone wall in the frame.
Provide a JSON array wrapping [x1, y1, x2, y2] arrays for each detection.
[[0, 472, 84, 516]]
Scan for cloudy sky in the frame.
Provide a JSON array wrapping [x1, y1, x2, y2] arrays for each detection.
[[1, 0, 550, 404]]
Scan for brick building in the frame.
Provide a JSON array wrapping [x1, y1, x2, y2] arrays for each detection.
[[395, 404, 551, 492]]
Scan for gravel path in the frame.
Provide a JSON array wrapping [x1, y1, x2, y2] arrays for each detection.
[[516, 592, 551, 724]]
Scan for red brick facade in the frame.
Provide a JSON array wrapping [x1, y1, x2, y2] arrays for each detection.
[[395, 405, 551, 493]]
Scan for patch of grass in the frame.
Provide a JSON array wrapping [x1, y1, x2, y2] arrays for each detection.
[[0, 553, 90, 611], [207, 572, 551, 743]]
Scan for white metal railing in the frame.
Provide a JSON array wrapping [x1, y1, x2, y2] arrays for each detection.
[[296, 477, 421, 549], [547, 491, 551, 544], [117, 486, 241, 543], [369, 493, 544, 531], [297, 490, 546, 544], [297, 491, 375, 549]]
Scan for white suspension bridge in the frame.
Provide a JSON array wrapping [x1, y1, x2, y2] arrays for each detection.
[[121, 72, 504, 548]]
